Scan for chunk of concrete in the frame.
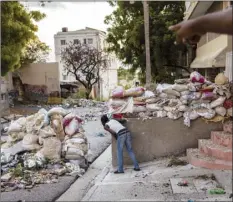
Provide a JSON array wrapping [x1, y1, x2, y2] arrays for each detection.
[[1, 172, 12, 182], [170, 178, 197, 194]]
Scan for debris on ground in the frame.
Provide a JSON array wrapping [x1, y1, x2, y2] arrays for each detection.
[[1, 106, 90, 192], [167, 156, 188, 167], [194, 174, 216, 181], [177, 180, 188, 186], [108, 72, 232, 127]]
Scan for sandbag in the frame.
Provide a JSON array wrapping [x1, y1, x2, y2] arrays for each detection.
[[181, 91, 190, 96], [63, 113, 82, 127], [167, 111, 183, 120], [223, 99, 232, 109], [178, 105, 189, 112], [133, 105, 147, 113], [146, 104, 162, 111], [22, 134, 41, 150], [65, 147, 85, 157], [65, 154, 84, 160], [190, 71, 205, 83], [184, 111, 199, 120], [124, 87, 145, 97], [196, 108, 216, 119], [146, 97, 160, 104], [37, 137, 61, 160], [172, 84, 188, 92], [159, 93, 176, 99], [47, 107, 68, 117], [38, 126, 56, 138], [156, 83, 173, 93], [201, 92, 214, 100], [210, 96, 226, 108], [174, 78, 190, 84], [7, 122, 22, 133], [133, 97, 146, 102], [187, 83, 197, 92], [143, 90, 155, 98], [111, 86, 125, 98], [227, 108, 232, 117], [180, 92, 201, 101], [50, 114, 65, 141], [64, 118, 80, 136], [8, 132, 26, 142], [215, 73, 229, 85], [38, 108, 47, 115], [163, 106, 176, 112], [156, 111, 167, 118], [215, 106, 227, 117], [162, 89, 180, 97], [109, 99, 127, 107]]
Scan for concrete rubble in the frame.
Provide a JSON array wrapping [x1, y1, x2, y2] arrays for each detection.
[[109, 72, 232, 127]]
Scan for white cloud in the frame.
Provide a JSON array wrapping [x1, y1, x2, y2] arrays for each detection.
[[27, 2, 115, 62]]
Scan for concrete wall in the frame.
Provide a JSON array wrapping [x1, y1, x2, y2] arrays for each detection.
[[112, 118, 223, 166]]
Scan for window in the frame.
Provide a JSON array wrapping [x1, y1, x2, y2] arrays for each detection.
[[63, 75, 67, 80], [83, 39, 87, 44], [87, 38, 93, 44], [73, 39, 80, 44], [61, 40, 66, 45]]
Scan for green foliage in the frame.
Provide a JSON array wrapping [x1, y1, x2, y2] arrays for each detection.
[[1, 2, 47, 76], [10, 163, 23, 177], [73, 88, 88, 99], [118, 67, 135, 81], [105, 1, 186, 83]]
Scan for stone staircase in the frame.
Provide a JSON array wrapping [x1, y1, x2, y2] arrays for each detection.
[[187, 120, 232, 170]]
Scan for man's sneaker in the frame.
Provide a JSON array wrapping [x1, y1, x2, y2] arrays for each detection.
[[134, 168, 141, 171], [114, 170, 124, 174]]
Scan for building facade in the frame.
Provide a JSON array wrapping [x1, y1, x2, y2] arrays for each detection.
[[184, 1, 232, 82], [54, 27, 118, 100]]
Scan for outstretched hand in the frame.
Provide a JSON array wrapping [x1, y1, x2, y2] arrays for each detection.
[[169, 19, 205, 44]]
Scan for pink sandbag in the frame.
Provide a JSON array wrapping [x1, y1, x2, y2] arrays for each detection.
[[190, 71, 205, 83], [201, 92, 214, 100], [111, 86, 125, 98]]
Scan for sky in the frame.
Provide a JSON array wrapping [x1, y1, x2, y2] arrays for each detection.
[[26, 2, 115, 62]]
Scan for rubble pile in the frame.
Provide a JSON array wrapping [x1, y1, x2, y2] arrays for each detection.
[[63, 97, 106, 108], [1, 107, 89, 192], [109, 72, 232, 127]]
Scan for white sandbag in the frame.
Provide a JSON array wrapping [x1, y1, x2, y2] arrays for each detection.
[[215, 106, 227, 117], [146, 97, 160, 104], [163, 106, 176, 112], [181, 91, 190, 96], [64, 118, 80, 136], [163, 89, 180, 97], [47, 107, 68, 117], [146, 104, 162, 111], [38, 126, 56, 138], [156, 83, 173, 93], [172, 84, 188, 92], [181, 99, 188, 105], [159, 93, 176, 99], [167, 111, 183, 120], [22, 134, 41, 150], [38, 108, 47, 115], [8, 132, 26, 142], [187, 83, 196, 92], [184, 116, 191, 127], [144, 90, 155, 98], [66, 147, 85, 157], [227, 108, 232, 117], [51, 114, 65, 141], [7, 122, 22, 133], [178, 105, 189, 112], [133, 105, 147, 113], [210, 96, 226, 108], [196, 109, 216, 119], [66, 138, 86, 145], [37, 137, 61, 160], [184, 111, 199, 120], [109, 99, 127, 107], [156, 111, 167, 118], [65, 154, 84, 160]]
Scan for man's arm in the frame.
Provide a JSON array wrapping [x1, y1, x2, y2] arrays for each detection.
[[169, 8, 233, 44], [104, 125, 117, 139]]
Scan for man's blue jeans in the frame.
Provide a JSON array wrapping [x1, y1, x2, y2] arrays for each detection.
[[117, 131, 139, 172]]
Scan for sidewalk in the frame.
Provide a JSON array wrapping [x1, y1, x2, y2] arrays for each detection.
[[81, 152, 232, 201]]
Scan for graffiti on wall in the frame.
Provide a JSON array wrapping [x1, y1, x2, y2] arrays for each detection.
[[24, 84, 48, 102]]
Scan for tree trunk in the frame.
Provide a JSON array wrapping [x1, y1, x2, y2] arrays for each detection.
[[143, 1, 151, 86]]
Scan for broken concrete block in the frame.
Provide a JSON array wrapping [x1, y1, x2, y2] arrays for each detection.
[[1, 173, 12, 182]]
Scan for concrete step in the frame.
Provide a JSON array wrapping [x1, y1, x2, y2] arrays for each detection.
[[198, 139, 232, 161], [211, 131, 232, 148], [187, 148, 232, 170], [223, 121, 232, 134]]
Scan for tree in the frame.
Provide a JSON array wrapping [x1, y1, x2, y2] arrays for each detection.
[[1, 1, 47, 76], [20, 38, 50, 67], [61, 42, 108, 99], [105, 1, 187, 84]]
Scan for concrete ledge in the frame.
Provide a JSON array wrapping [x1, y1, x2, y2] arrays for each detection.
[[112, 118, 223, 166]]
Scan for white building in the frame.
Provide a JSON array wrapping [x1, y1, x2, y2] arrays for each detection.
[[54, 27, 118, 99]]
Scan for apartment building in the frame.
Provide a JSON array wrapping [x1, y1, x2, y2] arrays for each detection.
[[184, 1, 232, 82], [54, 27, 118, 99]]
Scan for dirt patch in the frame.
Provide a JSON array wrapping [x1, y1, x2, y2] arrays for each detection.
[[167, 156, 188, 167]]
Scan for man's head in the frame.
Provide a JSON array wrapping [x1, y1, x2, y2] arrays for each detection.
[[101, 114, 109, 127]]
